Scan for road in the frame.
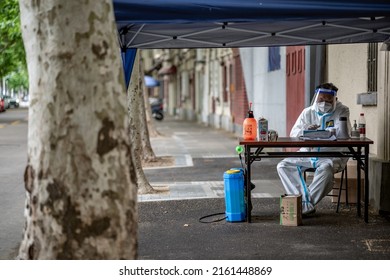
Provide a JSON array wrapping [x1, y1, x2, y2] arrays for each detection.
[[0, 108, 28, 259]]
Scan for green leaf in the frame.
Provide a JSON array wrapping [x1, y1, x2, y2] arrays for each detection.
[[0, 0, 26, 79]]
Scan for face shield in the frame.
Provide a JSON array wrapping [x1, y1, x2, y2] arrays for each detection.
[[311, 88, 337, 114]]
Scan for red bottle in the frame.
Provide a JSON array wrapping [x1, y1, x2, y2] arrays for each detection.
[[358, 113, 366, 138], [243, 102, 257, 140]]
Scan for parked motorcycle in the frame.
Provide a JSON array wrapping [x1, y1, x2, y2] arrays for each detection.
[[149, 98, 164, 121]]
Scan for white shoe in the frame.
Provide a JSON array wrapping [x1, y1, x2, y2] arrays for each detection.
[[302, 208, 316, 217]]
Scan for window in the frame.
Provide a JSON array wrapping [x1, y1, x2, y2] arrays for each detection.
[[223, 65, 228, 102], [286, 53, 290, 76], [268, 46, 281, 72], [367, 43, 378, 92], [229, 64, 234, 94]]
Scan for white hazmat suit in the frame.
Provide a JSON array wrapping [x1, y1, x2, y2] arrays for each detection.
[[277, 88, 351, 214]]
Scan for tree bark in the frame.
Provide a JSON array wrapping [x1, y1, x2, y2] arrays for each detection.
[[128, 53, 155, 194], [139, 60, 158, 162], [18, 0, 137, 259]]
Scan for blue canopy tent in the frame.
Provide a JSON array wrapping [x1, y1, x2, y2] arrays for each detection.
[[113, 0, 390, 87], [121, 48, 137, 88]]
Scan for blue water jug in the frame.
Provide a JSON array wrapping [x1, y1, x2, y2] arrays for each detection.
[[223, 169, 246, 222]]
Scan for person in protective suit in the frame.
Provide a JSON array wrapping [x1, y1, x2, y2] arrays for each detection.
[[277, 82, 351, 216]]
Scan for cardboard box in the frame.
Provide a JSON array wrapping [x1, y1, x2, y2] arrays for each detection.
[[336, 160, 363, 178], [331, 161, 364, 204], [331, 178, 364, 203], [280, 195, 302, 226]]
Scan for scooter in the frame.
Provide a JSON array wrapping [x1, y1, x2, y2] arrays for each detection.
[[149, 98, 164, 121]]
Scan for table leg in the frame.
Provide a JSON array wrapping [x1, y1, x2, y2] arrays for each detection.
[[357, 147, 362, 217], [364, 145, 369, 223], [245, 145, 252, 223]]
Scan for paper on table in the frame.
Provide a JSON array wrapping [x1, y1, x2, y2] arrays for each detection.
[[300, 135, 337, 141], [302, 129, 331, 139]]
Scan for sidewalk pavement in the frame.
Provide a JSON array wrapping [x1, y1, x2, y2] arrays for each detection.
[[137, 117, 390, 260], [140, 117, 285, 202]]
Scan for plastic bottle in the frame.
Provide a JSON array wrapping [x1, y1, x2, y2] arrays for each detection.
[[258, 117, 268, 141], [338, 116, 350, 139], [242, 102, 257, 140], [358, 113, 366, 139], [351, 120, 360, 138]]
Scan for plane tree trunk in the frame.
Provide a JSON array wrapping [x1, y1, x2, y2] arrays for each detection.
[[139, 61, 158, 162], [128, 53, 155, 194], [18, 0, 137, 259]]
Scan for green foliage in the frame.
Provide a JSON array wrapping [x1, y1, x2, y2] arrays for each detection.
[[0, 0, 27, 89], [6, 67, 28, 90]]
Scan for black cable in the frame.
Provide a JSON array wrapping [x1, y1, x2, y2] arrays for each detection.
[[239, 153, 244, 170]]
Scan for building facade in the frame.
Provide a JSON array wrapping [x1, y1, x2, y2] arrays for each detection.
[[142, 44, 390, 214]]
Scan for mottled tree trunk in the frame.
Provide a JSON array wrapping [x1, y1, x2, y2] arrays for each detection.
[[128, 53, 155, 194], [146, 109, 162, 138], [139, 62, 158, 162], [18, 0, 137, 259]]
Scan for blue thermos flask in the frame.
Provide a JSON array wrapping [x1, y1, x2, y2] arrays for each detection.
[[223, 169, 246, 222]]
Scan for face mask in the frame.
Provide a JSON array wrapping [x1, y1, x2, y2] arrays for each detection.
[[317, 101, 333, 113]]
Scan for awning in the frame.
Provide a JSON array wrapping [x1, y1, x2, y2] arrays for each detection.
[[158, 65, 177, 76], [114, 0, 390, 49], [144, 76, 161, 87]]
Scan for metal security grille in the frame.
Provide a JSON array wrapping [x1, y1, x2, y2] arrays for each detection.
[[368, 43, 378, 92]]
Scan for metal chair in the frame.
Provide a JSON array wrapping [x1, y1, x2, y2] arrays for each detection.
[[303, 167, 348, 213]]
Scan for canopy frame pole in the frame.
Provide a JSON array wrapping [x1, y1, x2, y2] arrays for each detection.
[[326, 31, 372, 42], [126, 24, 145, 48], [228, 34, 272, 46]]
